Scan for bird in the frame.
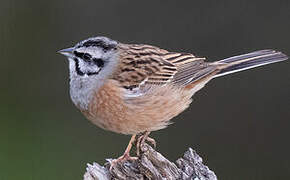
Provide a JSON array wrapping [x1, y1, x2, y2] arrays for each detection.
[[58, 36, 288, 169]]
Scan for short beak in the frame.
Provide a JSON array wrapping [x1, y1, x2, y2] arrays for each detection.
[[58, 47, 74, 56]]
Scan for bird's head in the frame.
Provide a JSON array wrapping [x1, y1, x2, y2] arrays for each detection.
[[58, 36, 118, 77]]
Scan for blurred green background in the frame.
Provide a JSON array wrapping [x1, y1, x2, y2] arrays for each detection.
[[1, 0, 289, 179]]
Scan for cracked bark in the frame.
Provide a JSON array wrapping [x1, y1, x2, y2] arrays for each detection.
[[83, 143, 217, 180]]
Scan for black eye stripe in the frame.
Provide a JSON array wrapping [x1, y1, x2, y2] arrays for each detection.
[[83, 53, 91, 60], [73, 51, 105, 68], [92, 58, 104, 68], [73, 51, 92, 61], [73, 58, 103, 76]]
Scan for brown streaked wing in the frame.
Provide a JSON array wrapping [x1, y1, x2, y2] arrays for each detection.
[[114, 44, 177, 90], [114, 43, 218, 89]]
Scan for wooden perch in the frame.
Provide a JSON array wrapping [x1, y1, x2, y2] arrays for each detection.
[[84, 143, 217, 180]]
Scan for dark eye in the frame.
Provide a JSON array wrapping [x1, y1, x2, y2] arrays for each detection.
[[92, 58, 104, 67], [73, 51, 92, 61], [83, 53, 91, 61]]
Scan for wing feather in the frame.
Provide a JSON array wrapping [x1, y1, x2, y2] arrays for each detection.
[[114, 44, 217, 91], [114, 44, 177, 89]]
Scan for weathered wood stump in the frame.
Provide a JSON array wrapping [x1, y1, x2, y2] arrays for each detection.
[[84, 143, 217, 180]]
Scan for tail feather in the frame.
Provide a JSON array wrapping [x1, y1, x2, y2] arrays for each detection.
[[214, 49, 288, 78]]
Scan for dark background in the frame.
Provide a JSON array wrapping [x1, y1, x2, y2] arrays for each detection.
[[1, 0, 289, 179]]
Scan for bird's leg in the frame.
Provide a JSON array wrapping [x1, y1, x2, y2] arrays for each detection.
[[110, 134, 137, 171], [136, 131, 156, 156]]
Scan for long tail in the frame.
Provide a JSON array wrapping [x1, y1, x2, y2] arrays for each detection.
[[213, 49, 288, 78]]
